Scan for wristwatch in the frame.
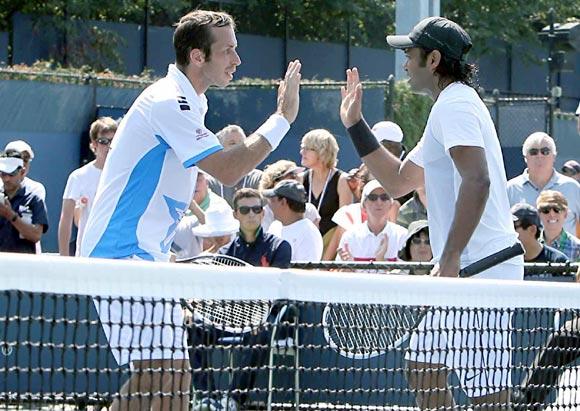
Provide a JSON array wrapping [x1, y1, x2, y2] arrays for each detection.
[[10, 213, 18, 223]]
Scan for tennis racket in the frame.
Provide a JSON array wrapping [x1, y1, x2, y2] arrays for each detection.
[[322, 242, 524, 359], [178, 254, 271, 334]]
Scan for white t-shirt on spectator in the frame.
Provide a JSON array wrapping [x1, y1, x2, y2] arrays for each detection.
[[261, 203, 320, 232], [338, 221, 407, 261], [62, 162, 102, 255], [268, 218, 323, 262], [406, 82, 521, 280]]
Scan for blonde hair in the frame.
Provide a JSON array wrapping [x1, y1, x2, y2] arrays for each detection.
[[89, 117, 118, 141], [259, 160, 297, 191], [536, 190, 568, 209], [301, 129, 339, 169], [522, 132, 557, 157]]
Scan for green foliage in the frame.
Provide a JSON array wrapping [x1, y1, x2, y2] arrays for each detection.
[[392, 81, 432, 149], [442, 0, 580, 59]]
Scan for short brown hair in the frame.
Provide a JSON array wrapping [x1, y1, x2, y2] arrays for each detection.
[[173, 10, 236, 66], [89, 117, 117, 142], [233, 188, 264, 210]]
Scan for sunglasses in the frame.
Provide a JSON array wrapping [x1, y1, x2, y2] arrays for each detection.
[[527, 147, 551, 156], [366, 193, 390, 202], [562, 167, 578, 176], [237, 205, 263, 215], [96, 138, 113, 146], [411, 237, 430, 246], [538, 205, 564, 214]]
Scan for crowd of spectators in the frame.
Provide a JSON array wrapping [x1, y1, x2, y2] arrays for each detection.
[[1, 115, 580, 279]]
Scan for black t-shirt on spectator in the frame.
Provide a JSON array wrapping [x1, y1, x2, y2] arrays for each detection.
[[0, 186, 49, 254], [524, 244, 569, 280]]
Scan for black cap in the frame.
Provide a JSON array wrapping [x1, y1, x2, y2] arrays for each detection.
[[511, 203, 542, 229], [262, 180, 307, 204], [386, 17, 472, 61]]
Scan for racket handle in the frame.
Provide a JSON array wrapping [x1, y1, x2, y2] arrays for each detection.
[[459, 242, 524, 278]]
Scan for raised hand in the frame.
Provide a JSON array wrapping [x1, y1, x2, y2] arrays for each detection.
[[338, 243, 354, 261], [277, 60, 302, 124], [340, 68, 363, 128], [374, 234, 389, 261]]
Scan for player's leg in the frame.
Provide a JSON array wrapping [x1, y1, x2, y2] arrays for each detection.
[[406, 360, 454, 409], [112, 359, 191, 411], [405, 309, 455, 409]]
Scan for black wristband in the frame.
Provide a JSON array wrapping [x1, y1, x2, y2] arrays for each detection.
[[347, 119, 381, 158], [10, 214, 18, 223]]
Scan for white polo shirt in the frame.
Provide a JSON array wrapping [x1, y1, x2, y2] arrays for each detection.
[[407, 82, 522, 279], [62, 162, 102, 255], [80, 64, 223, 262], [338, 221, 407, 261], [268, 218, 323, 262]]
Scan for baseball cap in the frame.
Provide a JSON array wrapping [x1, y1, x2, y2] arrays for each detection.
[[360, 179, 389, 204], [386, 16, 472, 61], [5, 140, 34, 160], [262, 180, 307, 203], [561, 160, 580, 175], [0, 152, 24, 174], [511, 203, 542, 228], [371, 121, 404, 144]]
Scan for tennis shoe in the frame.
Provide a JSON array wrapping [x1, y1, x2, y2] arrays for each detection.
[[193, 396, 222, 411], [219, 395, 239, 411]]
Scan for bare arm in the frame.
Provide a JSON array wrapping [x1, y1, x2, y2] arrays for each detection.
[[198, 60, 301, 186], [340, 68, 423, 197], [435, 145, 490, 277], [58, 199, 75, 256], [0, 199, 43, 243], [337, 175, 353, 207]]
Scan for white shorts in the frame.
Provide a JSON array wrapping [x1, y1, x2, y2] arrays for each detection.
[[95, 298, 188, 366], [93, 256, 187, 366], [405, 307, 512, 398]]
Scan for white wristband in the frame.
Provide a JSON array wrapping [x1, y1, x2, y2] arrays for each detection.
[[255, 114, 290, 151]]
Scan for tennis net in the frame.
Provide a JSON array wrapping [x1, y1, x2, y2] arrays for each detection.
[[1, 253, 580, 410]]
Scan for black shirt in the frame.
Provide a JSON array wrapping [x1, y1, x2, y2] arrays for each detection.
[[524, 244, 568, 280], [220, 228, 291, 268], [0, 186, 49, 254]]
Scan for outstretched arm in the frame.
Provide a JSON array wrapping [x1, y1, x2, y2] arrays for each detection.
[[198, 60, 302, 186], [340, 68, 423, 198]]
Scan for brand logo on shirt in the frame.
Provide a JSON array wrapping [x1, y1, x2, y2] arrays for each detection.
[[177, 95, 190, 111], [195, 128, 210, 141]]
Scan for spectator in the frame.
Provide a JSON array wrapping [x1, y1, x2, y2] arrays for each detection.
[[191, 206, 239, 254], [58, 117, 117, 256], [221, 188, 291, 268], [206, 125, 263, 208], [507, 132, 580, 234], [194, 170, 230, 211], [396, 219, 433, 275], [345, 167, 361, 200], [0, 152, 48, 253], [259, 159, 319, 231], [299, 129, 352, 250], [536, 190, 580, 262], [511, 203, 567, 275], [4, 140, 46, 201], [371, 120, 405, 159], [264, 180, 323, 262], [337, 179, 407, 262], [396, 186, 428, 229], [323, 164, 373, 260], [561, 160, 580, 183]]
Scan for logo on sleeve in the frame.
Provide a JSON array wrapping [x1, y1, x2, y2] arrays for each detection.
[[195, 128, 210, 140], [177, 95, 190, 111]]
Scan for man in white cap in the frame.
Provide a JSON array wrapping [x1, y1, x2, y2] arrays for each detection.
[[4, 140, 46, 201], [371, 121, 405, 159], [0, 151, 48, 254]]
